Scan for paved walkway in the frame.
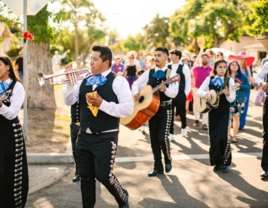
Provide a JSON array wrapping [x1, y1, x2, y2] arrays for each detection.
[[26, 91, 268, 207]]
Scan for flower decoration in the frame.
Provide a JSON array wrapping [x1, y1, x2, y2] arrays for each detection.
[[236, 77, 242, 84], [23, 30, 34, 43]]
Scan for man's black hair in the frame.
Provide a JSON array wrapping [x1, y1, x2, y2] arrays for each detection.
[[170, 49, 182, 59], [92, 45, 112, 67], [155, 47, 169, 56]]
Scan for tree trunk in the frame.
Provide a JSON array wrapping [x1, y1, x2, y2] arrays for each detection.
[[27, 42, 56, 109], [194, 39, 199, 55], [82, 39, 94, 65]]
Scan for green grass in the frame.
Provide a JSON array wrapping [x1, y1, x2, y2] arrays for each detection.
[[36, 133, 46, 138], [54, 125, 70, 131], [54, 113, 71, 122]]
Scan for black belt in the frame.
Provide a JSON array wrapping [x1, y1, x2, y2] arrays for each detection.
[[160, 100, 172, 107]]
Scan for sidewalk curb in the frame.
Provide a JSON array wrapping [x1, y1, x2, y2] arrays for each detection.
[[28, 165, 72, 194], [27, 139, 74, 164], [27, 153, 74, 164]]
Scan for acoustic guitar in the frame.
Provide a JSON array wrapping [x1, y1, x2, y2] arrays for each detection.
[[120, 74, 180, 130], [194, 83, 240, 114], [0, 89, 12, 102]]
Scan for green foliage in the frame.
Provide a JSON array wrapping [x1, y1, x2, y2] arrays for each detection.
[[169, 0, 250, 47], [7, 46, 23, 57], [246, 0, 268, 36], [144, 14, 170, 48], [28, 3, 69, 44], [122, 35, 140, 52]]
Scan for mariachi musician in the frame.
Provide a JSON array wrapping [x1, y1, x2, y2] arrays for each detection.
[[63, 71, 89, 183], [70, 101, 80, 182], [256, 62, 268, 178], [132, 47, 179, 177], [62, 45, 133, 208], [0, 56, 29, 208]]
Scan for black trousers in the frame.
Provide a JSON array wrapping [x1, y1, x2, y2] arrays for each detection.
[[148, 105, 172, 171], [262, 99, 268, 171], [208, 107, 232, 166], [170, 92, 187, 134], [0, 118, 28, 208], [76, 131, 128, 208], [70, 122, 80, 175]]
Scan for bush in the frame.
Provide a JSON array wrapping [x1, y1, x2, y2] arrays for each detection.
[[7, 46, 23, 57]]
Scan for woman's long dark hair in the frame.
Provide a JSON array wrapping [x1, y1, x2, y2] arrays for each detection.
[[0, 56, 23, 85], [210, 59, 229, 88], [228, 59, 243, 80]]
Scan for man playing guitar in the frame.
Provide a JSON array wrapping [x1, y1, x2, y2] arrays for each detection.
[[132, 47, 178, 176]]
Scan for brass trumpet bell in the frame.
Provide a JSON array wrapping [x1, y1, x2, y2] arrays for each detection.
[[37, 68, 90, 86]]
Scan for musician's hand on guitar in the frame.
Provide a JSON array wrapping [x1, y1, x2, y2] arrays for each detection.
[[134, 93, 141, 102], [261, 82, 268, 92], [205, 93, 212, 102], [222, 87, 230, 96], [159, 81, 166, 92], [87, 92, 103, 107]]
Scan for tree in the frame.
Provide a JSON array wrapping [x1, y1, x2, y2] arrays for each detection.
[[61, 0, 106, 63], [246, 0, 268, 36], [27, 5, 69, 109], [144, 14, 171, 48], [122, 35, 140, 52], [169, 0, 250, 49]]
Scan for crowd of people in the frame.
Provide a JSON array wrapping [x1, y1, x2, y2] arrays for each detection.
[[1, 44, 268, 208]]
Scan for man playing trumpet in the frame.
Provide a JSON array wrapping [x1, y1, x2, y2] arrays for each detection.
[[62, 45, 133, 208]]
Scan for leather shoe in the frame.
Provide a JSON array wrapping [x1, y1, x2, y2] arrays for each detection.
[[193, 120, 200, 126], [165, 163, 172, 173], [222, 165, 229, 173], [148, 169, 163, 177], [72, 174, 81, 182], [202, 124, 208, 130], [261, 170, 268, 178], [213, 164, 222, 171], [119, 201, 129, 208]]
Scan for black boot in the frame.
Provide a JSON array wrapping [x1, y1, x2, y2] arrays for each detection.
[[119, 201, 129, 208], [148, 169, 163, 177], [165, 163, 172, 173]]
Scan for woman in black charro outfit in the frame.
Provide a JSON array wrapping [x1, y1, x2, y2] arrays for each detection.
[[197, 59, 236, 173], [0, 56, 28, 208]]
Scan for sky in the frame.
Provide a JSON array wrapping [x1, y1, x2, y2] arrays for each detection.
[[0, 0, 187, 39], [91, 0, 187, 39]]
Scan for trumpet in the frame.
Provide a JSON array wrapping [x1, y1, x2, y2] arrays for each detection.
[[37, 68, 91, 86]]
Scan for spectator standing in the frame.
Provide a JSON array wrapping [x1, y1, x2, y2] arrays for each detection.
[[206, 49, 215, 68], [192, 53, 213, 130], [112, 56, 124, 74], [229, 52, 255, 129], [52, 49, 70, 73], [15, 50, 23, 81]]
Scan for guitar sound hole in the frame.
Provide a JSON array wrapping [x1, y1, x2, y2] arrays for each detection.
[[139, 96, 145, 103]]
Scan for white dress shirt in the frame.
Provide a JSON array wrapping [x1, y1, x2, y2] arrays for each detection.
[[52, 54, 66, 66], [62, 69, 134, 118], [256, 62, 268, 87], [197, 75, 236, 103], [0, 78, 25, 120], [171, 61, 191, 97], [132, 65, 179, 99]]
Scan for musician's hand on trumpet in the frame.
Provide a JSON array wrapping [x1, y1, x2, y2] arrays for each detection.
[[205, 93, 212, 102], [64, 63, 73, 80]]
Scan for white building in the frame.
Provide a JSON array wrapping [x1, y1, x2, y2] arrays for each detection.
[[0, 23, 13, 56]]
